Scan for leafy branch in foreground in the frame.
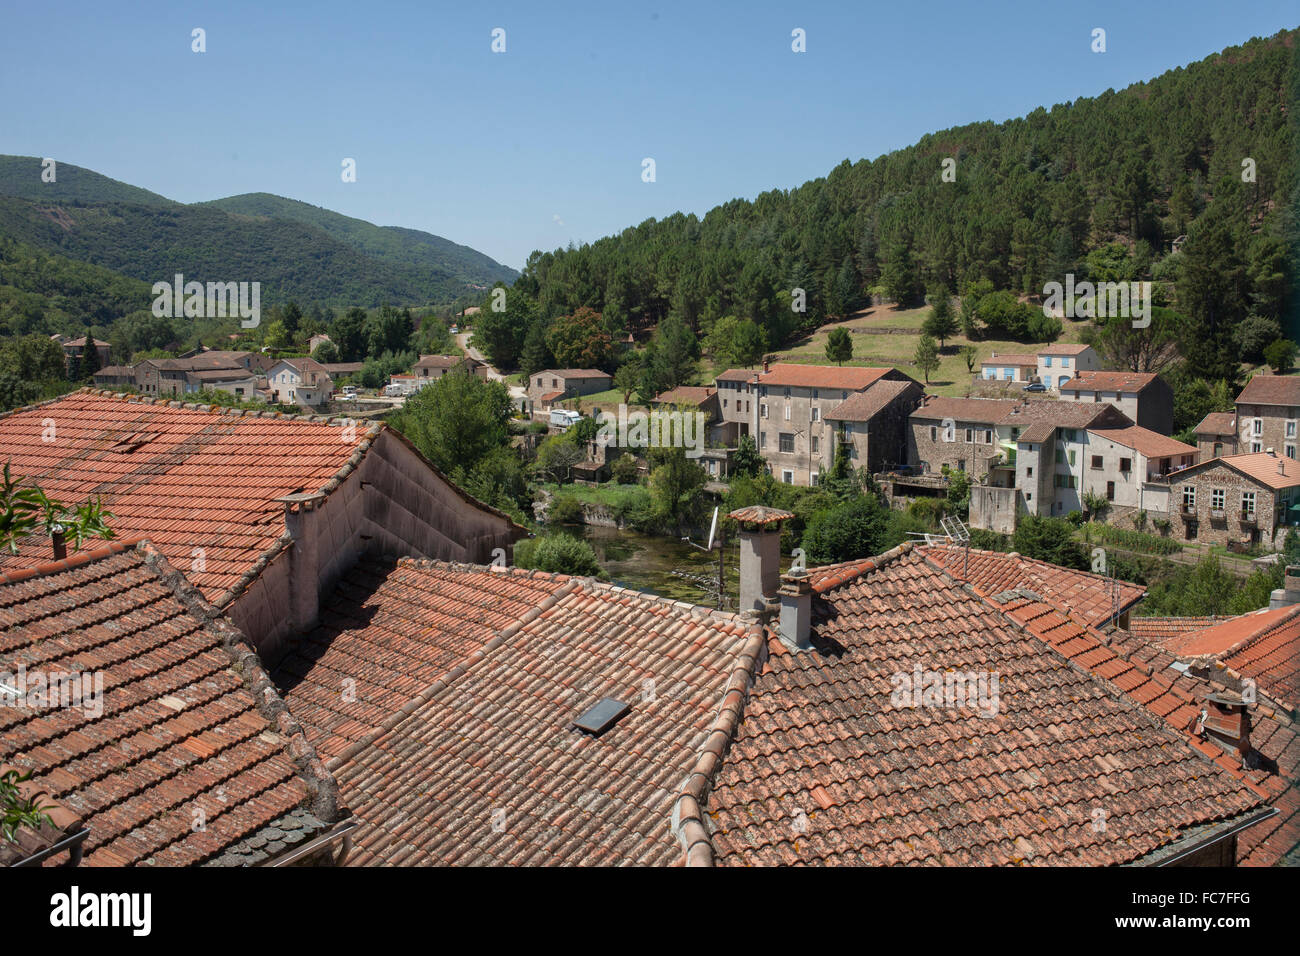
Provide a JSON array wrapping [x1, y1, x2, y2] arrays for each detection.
[[0, 463, 115, 553], [0, 768, 54, 845]]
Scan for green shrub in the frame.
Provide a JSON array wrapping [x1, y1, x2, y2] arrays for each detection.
[[513, 533, 604, 577], [547, 495, 584, 525], [610, 453, 640, 484]]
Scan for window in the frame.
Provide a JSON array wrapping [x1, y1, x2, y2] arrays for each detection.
[[1213, 442, 1223, 457], [1025, 466, 1033, 477], [1068, 449, 1076, 466], [781, 470, 794, 484], [761, 403, 768, 419], [1253, 419, 1263, 436], [965, 429, 973, 443], [760, 431, 767, 449], [1044, 356, 1053, 368], [1119, 457, 1131, 473], [1054, 474, 1076, 489], [1055, 449, 1065, 464], [1106, 481, 1115, 501], [1252, 442, 1262, 453], [1242, 491, 1256, 516], [1288, 421, 1296, 438], [723, 399, 728, 409], [1211, 488, 1225, 511], [783, 387, 791, 399], [1063, 429, 1076, 442], [930, 426, 938, 442], [1091, 455, 1103, 470], [811, 407, 820, 422], [957, 460, 966, 472], [784, 404, 791, 421], [779, 433, 795, 454], [1288, 446, 1296, 460], [1182, 486, 1196, 511], [812, 389, 819, 400], [811, 436, 820, 455], [983, 430, 992, 444]]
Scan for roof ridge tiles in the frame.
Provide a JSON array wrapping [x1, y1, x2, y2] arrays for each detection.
[[0, 536, 142, 585], [133, 541, 342, 827], [810, 541, 915, 595]]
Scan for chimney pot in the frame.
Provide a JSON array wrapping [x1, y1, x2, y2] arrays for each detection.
[[778, 572, 813, 650], [51, 528, 67, 561]]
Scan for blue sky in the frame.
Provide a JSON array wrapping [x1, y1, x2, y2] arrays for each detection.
[[1, 1, 1296, 271]]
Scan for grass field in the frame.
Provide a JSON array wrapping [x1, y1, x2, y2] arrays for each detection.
[[770, 304, 1094, 396]]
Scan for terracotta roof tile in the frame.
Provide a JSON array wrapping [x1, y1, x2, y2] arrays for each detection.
[[1195, 412, 1237, 437], [695, 547, 1267, 867], [1237, 373, 1300, 408], [1087, 425, 1197, 459], [0, 390, 376, 603], [919, 545, 1145, 628], [0, 542, 337, 866], [755, 364, 896, 390], [274, 558, 761, 866], [1060, 370, 1162, 393], [824, 379, 918, 422]]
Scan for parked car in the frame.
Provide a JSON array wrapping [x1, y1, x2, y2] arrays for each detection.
[[450, 325, 459, 334], [1023, 382, 1048, 392], [341, 385, 357, 399]]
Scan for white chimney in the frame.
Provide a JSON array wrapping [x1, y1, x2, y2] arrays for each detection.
[[778, 572, 813, 650], [729, 507, 792, 613]]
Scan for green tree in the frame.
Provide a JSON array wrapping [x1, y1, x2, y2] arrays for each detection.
[[311, 340, 339, 364], [1263, 338, 1296, 374], [961, 345, 977, 372], [801, 495, 889, 565], [535, 434, 586, 485], [641, 314, 698, 397], [392, 369, 513, 478], [332, 307, 368, 362], [513, 532, 604, 577], [731, 434, 764, 478], [913, 334, 940, 383], [646, 445, 708, 531], [547, 307, 611, 370], [520, 321, 554, 378], [922, 289, 958, 348], [825, 327, 853, 365], [1011, 515, 1086, 569]]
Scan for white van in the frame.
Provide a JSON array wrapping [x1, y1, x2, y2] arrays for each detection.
[[550, 408, 581, 429], [384, 383, 406, 397]]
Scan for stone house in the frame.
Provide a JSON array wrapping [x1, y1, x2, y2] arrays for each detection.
[[1170, 451, 1300, 551], [824, 378, 926, 475], [51, 334, 111, 370], [526, 369, 612, 411], [714, 368, 760, 439], [1195, 411, 1239, 460], [413, 354, 487, 383], [726, 363, 918, 486], [1234, 372, 1300, 458], [1081, 425, 1197, 522], [1058, 370, 1174, 435]]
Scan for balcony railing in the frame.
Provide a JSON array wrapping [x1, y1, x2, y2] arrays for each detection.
[[1240, 511, 1257, 525]]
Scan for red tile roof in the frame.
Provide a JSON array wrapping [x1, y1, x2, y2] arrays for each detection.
[[1159, 605, 1300, 712], [727, 506, 794, 526], [0, 541, 338, 866], [538, 390, 564, 402], [651, 386, 716, 406], [1126, 616, 1224, 643], [824, 378, 919, 422], [275, 559, 762, 866], [1174, 451, 1300, 491], [1237, 373, 1300, 408], [1086, 425, 1197, 460], [910, 396, 1021, 424], [1037, 344, 1093, 356], [695, 545, 1265, 866], [0, 390, 377, 603], [1060, 370, 1162, 393], [918, 545, 1145, 628], [1195, 412, 1237, 437], [980, 353, 1038, 367], [715, 369, 758, 383], [756, 363, 894, 390], [538, 369, 611, 380]]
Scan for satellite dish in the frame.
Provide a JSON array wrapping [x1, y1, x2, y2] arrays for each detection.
[[705, 506, 720, 551]]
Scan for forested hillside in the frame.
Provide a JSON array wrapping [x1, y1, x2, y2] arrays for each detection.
[[201, 193, 516, 286], [0, 157, 516, 309], [493, 30, 1297, 391]]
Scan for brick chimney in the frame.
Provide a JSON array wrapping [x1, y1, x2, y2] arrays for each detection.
[[728, 507, 792, 613], [778, 571, 813, 650], [762, 359, 771, 374]]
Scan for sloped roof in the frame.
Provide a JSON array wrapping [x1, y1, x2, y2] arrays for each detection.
[[918, 545, 1145, 627], [696, 545, 1265, 866], [1195, 412, 1237, 437], [755, 363, 895, 390], [0, 389, 376, 601], [1237, 374, 1300, 408], [980, 353, 1038, 367], [1126, 616, 1225, 643], [910, 396, 1020, 424], [1060, 370, 1162, 393], [651, 386, 716, 406], [273, 558, 762, 866], [824, 378, 918, 422], [413, 354, 467, 369], [1087, 425, 1197, 459], [715, 369, 758, 383], [1175, 452, 1300, 490], [1160, 604, 1300, 711], [0, 541, 338, 866], [537, 369, 611, 379], [1037, 344, 1093, 356]]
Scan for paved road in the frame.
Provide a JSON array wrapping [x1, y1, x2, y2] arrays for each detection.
[[457, 331, 528, 405]]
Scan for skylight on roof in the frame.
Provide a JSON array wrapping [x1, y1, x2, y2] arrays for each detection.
[[573, 697, 631, 736]]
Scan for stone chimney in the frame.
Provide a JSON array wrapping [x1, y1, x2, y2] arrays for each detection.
[[762, 359, 771, 374], [1197, 691, 1252, 764], [1269, 564, 1300, 608], [778, 571, 813, 650], [275, 491, 328, 637], [728, 506, 793, 613]]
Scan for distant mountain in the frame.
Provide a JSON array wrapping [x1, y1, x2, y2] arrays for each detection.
[[201, 192, 512, 288], [0, 156, 517, 308]]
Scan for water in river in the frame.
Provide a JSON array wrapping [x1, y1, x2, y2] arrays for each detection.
[[575, 524, 790, 609]]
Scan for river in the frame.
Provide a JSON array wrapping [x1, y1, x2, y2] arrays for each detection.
[[574, 524, 790, 609]]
